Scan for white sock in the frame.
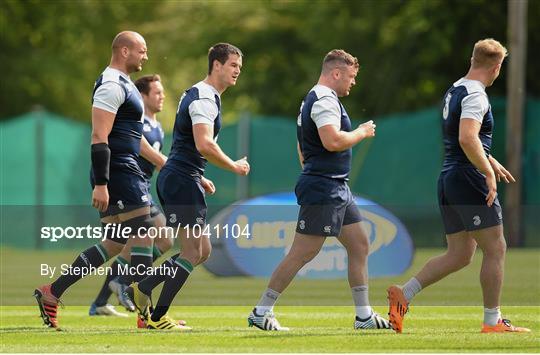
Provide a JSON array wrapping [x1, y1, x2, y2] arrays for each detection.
[[255, 288, 280, 314], [352, 285, 373, 320], [402, 277, 422, 302], [484, 307, 501, 326]]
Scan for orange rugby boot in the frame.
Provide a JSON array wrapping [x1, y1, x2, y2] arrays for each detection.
[[387, 285, 409, 333], [481, 318, 531, 333]]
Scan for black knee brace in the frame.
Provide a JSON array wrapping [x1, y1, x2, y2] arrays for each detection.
[[102, 222, 129, 245], [122, 214, 154, 237]]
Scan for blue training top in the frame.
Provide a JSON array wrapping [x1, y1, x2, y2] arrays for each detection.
[[297, 84, 352, 180], [164, 81, 221, 178], [441, 78, 493, 172], [91, 67, 145, 177], [138, 116, 164, 180]]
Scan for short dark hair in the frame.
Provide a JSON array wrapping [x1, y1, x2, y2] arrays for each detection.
[[135, 74, 161, 95], [322, 49, 359, 73], [208, 43, 243, 74]]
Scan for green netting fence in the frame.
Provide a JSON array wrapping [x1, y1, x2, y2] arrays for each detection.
[[1, 99, 538, 248]]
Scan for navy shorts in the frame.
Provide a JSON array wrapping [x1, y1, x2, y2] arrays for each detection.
[[157, 168, 207, 228], [143, 179, 163, 219], [438, 168, 503, 234], [91, 168, 151, 218], [295, 175, 362, 237]]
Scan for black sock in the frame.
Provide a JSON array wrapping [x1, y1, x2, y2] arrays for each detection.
[[138, 253, 178, 295], [151, 256, 193, 322], [51, 244, 109, 298], [130, 246, 153, 283], [93, 256, 128, 306], [119, 246, 163, 286]]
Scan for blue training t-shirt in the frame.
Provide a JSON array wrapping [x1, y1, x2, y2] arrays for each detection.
[[297, 84, 352, 180], [138, 116, 164, 180], [441, 78, 493, 172], [164, 81, 221, 178], [92, 67, 145, 177]]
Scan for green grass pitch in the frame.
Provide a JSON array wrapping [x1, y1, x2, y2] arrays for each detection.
[[1, 248, 539, 352]]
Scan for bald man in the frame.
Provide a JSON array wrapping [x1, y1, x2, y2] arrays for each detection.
[[34, 31, 167, 329]]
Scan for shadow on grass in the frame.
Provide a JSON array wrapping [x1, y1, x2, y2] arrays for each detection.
[[241, 330, 393, 339], [0, 327, 143, 334]]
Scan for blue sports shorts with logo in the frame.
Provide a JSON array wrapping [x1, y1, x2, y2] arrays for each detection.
[[295, 174, 362, 237], [157, 168, 207, 228], [438, 168, 503, 234], [142, 179, 163, 219], [91, 167, 151, 218]]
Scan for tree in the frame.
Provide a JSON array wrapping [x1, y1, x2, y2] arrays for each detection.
[[1, 0, 538, 127]]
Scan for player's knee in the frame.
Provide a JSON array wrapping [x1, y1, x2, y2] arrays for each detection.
[[500, 237, 507, 255], [299, 249, 319, 264], [357, 238, 370, 257], [455, 253, 474, 269], [490, 237, 507, 258], [480, 235, 507, 259], [345, 239, 369, 260], [444, 252, 471, 271]]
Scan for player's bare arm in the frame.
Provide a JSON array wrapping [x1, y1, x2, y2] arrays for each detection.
[[318, 120, 375, 152], [458, 118, 497, 206], [91, 107, 115, 212], [91, 107, 116, 144], [140, 135, 167, 170], [193, 123, 250, 175]]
